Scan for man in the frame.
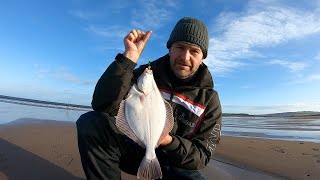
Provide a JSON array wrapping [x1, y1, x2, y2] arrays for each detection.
[[77, 17, 222, 180]]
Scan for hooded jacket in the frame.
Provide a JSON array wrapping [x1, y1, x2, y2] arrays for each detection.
[[92, 53, 222, 170]]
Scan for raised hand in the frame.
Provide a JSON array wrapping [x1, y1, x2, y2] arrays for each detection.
[[123, 29, 152, 63]]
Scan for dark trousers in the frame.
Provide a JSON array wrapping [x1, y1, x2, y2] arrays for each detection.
[[76, 111, 205, 180]]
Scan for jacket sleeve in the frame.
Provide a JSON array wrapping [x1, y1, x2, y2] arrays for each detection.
[[161, 91, 222, 170], [91, 53, 136, 116]]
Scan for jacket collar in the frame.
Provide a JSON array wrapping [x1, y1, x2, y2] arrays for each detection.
[[151, 54, 214, 89]]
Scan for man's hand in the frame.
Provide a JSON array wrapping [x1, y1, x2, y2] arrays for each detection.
[[160, 134, 173, 146], [123, 29, 152, 63]]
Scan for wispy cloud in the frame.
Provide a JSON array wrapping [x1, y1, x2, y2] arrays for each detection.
[[69, 0, 131, 20], [35, 66, 79, 82], [69, 10, 99, 20], [206, 57, 244, 76], [241, 85, 254, 89], [81, 80, 96, 86], [287, 73, 320, 84], [86, 25, 128, 39], [57, 73, 79, 83], [131, 0, 178, 30], [34, 65, 94, 85], [268, 59, 308, 72], [71, 0, 178, 52], [207, 1, 320, 75], [307, 74, 320, 81], [315, 52, 320, 61]]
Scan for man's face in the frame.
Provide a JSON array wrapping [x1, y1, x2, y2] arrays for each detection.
[[169, 42, 204, 79]]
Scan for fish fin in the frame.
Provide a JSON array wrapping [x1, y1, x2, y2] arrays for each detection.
[[137, 157, 162, 180], [116, 100, 145, 147], [125, 84, 141, 99], [125, 93, 133, 99], [157, 100, 174, 147]]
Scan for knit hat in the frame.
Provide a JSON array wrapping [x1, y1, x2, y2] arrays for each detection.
[[167, 17, 209, 58]]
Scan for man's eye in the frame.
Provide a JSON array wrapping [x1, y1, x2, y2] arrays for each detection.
[[191, 50, 199, 54]]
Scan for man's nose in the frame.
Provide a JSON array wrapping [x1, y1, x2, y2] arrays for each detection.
[[181, 50, 191, 61]]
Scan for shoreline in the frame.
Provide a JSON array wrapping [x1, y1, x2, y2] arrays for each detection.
[[0, 119, 319, 180], [223, 115, 320, 119]]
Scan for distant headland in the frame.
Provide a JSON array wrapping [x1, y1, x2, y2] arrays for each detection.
[[223, 111, 320, 118], [1, 94, 319, 118]]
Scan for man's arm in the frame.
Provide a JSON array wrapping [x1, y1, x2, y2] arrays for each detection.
[[91, 30, 152, 115], [91, 54, 136, 115], [160, 92, 222, 169]]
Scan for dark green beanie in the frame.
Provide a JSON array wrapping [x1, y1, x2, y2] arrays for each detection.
[[167, 17, 209, 58]]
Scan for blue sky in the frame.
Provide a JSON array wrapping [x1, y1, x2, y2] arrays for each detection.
[[1, 0, 320, 114]]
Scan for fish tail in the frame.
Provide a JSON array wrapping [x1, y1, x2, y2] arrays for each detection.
[[137, 157, 162, 179]]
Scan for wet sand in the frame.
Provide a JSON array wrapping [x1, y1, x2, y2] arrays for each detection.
[[0, 118, 319, 180], [214, 136, 320, 180]]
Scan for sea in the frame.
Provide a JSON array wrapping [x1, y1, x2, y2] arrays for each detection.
[[0, 97, 319, 143]]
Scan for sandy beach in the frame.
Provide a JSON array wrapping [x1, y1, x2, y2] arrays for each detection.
[[214, 136, 320, 180], [0, 118, 319, 180]]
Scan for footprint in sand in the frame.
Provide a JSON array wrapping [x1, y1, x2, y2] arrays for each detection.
[[271, 146, 285, 153], [312, 148, 319, 152], [302, 153, 320, 164], [302, 153, 318, 157]]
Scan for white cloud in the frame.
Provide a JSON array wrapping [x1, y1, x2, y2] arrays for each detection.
[[108, 0, 131, 10], [315, 52, 320, 61], [82, 80, 96, 86], [131, 0, 178, 30], [98, 46, 124, 52], [69, 1, 131, 20], [86, 25, 128, 39], [34, 65, 94, 85], [241, 85, 254, 89], [307, 74, 320, 81], [69, 10, 98, 20], [287, 73, 320, 84], [269, 59, 308, 72], [35, 66, 79, 82], [205, 58, 244, 76], [56, 72, 79, 83], [207, 1, 320, 76]]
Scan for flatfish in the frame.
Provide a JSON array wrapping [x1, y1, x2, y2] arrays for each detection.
[[116, 66, 174, 179]]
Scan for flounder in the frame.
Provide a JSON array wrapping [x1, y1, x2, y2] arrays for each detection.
[[116, 66, 174, 179]]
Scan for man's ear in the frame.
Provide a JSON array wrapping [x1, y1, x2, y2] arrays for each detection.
[[168, 48, 171, 56]]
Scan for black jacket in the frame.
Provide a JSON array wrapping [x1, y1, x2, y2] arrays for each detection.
[[92, 53, 222, 170]]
